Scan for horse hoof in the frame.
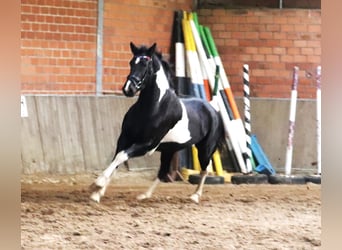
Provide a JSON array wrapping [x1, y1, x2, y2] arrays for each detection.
[[136, 193, 148, 200], [90, 192, 101, 203], [190, 193, 200, 204]]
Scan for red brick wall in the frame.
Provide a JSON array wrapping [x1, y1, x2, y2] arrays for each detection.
[[21, 0, 192, 94], [102, 0, 192, 93], [21, 1, 321, 98], [21, 0, 98, 94], [197, 9, 321, 98]]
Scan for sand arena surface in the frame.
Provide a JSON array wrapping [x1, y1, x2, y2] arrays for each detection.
[[21, 170, 321, 249]]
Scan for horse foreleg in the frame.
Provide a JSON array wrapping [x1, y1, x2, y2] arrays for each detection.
[[190, 170, 208, 203], [90, 141, 159, 203], [136, 178, 161, 200], [90, 151, 129, 203]]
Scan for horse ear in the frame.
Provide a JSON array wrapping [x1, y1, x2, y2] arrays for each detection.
[[147, 43, 157, 56], [130, 42, 139, 55]]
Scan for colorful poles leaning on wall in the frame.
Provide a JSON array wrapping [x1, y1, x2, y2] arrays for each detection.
[[185, 12, 247, 174], [285, 66, 299, 176], [201, 25, 251, 173], [182, 12, 223, 174], [202, 27, 250, 171], [181, 12, 206, 99], [188, 15, 224, 176], [316, 65, 321, 175]]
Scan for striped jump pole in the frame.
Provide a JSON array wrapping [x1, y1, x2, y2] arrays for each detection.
[[285, 66, 299, 176], [173, 10, 188, 97], [187, 14, 224, 176], [316, 65, 321, 175], [182, 13, 207, 172], [202, 25, 248, 173], [181, 14, 206, 99], [182, 13, 223, 174], [243, 64, 253, 173], [188, 13, 245, 173], [170, 10, 193, 174]]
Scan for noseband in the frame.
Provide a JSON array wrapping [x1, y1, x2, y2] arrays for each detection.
[[129, 55, 153, 89]]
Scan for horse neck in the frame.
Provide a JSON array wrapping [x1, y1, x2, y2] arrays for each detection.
[[137, 61, 171, 110]]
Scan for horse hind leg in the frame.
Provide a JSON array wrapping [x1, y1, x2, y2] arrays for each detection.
[[190, 169, 208, 203], [137, 150, 174, 201], [136, 178, 161, 200], [190, 140, 216, 203]]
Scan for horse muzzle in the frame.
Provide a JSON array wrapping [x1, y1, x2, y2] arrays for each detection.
[[122, 79, 138, 97]]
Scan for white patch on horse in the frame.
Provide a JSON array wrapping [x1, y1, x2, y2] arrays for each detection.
[[135, 57, 141, 64], [155, 66, 169, 102], [124, 79, 131, 92], [161, 101, 191, 144]]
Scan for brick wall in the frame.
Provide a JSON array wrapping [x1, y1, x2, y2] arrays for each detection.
[[21, 0, 192, 94], [197, 9, 321, 98], [21, 0, 98, 94], [102, 0, 192, 93], [21, 1, 321, 98]]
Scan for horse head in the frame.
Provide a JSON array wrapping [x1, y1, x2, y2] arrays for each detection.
[[123, 42, 157, 97]]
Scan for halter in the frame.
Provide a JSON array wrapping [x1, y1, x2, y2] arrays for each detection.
[[129, 55, 153, 89]]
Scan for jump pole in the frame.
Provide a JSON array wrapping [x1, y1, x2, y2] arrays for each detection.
[[203, 27, 248, 151], [187, 14, 223, 176], [316, 65, 321, 175], [188, 14, 245, 173], [170, 10, 193, 176], [268, 66, 305, 184], [243, 64, 253, 172], [181, 14, 202, 172], [183, 13, 222, 174], [201, 25, 249, 173], [181, 15, 206, 99], [285, 66, 299, 176], [173, 10, 188, 97], [195, 22, 240, 172], [305, 65, 322, 184], [183, 13, 218, 173]]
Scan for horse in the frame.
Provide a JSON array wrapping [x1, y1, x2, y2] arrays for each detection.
[[89, 42, 224, 203]]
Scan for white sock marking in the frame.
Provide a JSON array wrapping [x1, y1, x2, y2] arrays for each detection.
[[137, 178, 160, 200]]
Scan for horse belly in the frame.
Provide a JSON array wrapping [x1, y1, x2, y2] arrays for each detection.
[[160, 103, 191, 144]]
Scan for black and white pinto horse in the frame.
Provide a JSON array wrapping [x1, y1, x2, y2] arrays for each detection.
[[90, 42, 224, 203]]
